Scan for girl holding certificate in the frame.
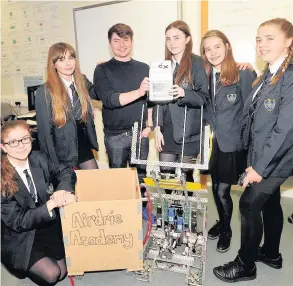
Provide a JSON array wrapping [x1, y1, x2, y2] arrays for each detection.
[[154, 20, 209, 193]]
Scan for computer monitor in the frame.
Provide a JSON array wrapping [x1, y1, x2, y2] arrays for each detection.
[[27, 85, 41, 111]]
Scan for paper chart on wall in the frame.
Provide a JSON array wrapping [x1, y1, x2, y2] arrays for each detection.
[[25, 65, 39, 75], [11, 48, 22, 62], [2, 65, 12, 77], [33, 3, 46, 21], [22, 34, 34, 47], [37, 34, 50, 47], [21, 5, 32, 21], [6, 8, 20, 21], [1, 2, 64, 78]]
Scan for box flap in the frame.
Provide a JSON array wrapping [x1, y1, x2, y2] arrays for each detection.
[[75, 168, 140, 202]]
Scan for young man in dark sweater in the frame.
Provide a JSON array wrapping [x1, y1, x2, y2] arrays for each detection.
[[93, 23, 152, 187]]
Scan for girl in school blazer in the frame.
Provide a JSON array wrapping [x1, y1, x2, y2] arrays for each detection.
[[214, 18, 293, 283], [200, 30, 256, 253], [154, 20, 209, 188], [1, 120, 77, 285], [35, 42, 99, 170]]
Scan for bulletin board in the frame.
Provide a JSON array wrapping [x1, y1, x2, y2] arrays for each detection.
[[1, 1, 66, 100]]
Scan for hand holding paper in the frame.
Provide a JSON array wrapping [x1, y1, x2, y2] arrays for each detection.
[[169, 84, 185, 99]]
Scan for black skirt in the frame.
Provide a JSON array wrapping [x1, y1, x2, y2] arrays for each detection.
[[209, 137, 247, 185], [28, 210, 65, 269], [161, 107, 199, 156], [76, 120, 94, 165]]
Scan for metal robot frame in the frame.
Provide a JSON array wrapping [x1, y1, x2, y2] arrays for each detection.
[[130, 105, 210, 286]]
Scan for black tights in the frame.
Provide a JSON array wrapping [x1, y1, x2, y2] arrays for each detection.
[[27, 257, 67, 286], [212, 179, 233, 233], [238, 177, 285, 267], [77, 158, 99, 170], [159, 153, 194, 195]]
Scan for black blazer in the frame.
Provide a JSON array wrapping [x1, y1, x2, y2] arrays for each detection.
[[1, 151, 76, 275], [206, 69, 256, 152], [35, 75, 99, 167], [241, 61, 293, 178], [153, 54, 209, 144]]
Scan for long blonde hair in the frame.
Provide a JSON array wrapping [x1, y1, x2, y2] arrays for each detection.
[[253, 18, 293, 87], [200, 30, 239, 86], [46, 42, 92, 127]]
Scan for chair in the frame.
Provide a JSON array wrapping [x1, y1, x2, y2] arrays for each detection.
[[27, 85, 41, 111]]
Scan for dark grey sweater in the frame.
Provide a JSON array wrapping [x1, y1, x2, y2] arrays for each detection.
[[93, 58, 149, 135]]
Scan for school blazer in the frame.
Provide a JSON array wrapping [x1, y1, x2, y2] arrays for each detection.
[[1, 151, 76, 275], [206, 69, 256, 152], [153, 54, 209, 144], [241, 61, 293, 178], [35, 75, 99, 167]]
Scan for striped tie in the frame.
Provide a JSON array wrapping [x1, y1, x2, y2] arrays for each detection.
[[69, 83, 79, 104], [23, 169, 37, 202]]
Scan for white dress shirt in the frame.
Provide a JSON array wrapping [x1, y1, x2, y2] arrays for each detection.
[[171, 57, 180, 73], [252, 55, 286, 100], [8, 157, 38, 202], [60, 75, 75, 104]]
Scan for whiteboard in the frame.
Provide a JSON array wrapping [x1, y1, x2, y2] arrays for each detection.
[[208, 0, 293, 72], [74, 0, 180, 82], [74, 0, 179, 169]]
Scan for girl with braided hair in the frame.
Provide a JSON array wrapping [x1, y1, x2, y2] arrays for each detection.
[[213, 18, 293, 283]]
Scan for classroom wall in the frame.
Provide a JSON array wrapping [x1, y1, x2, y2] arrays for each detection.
[[1, 0, 201, 169], [1, 0, 201, 102], [1, 0, 101, 103]]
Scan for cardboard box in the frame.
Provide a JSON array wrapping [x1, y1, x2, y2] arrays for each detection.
[[60, 168, 143, 276]]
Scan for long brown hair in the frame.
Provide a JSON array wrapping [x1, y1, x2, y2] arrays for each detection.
[[165, 20, 193, 85], [200, 30, 239, 86], [46, 42, 92, 127], [253, 18, 293, 87], [1, 121, 31, 197]]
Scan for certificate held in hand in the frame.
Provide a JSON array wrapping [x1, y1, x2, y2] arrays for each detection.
[[149, 60, 173, 102]]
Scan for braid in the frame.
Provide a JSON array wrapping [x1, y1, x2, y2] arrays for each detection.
[[255, 18, 293, 86], [271, 46, 293, 85], [252, 63, 269, 88]]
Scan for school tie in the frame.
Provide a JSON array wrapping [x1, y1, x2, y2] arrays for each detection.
[[23, 169, 37, 202], [249, 71, 272, 119], [214, 72, 221, 96], [173, 62, 179, 84], [69, 83, 79, 104]]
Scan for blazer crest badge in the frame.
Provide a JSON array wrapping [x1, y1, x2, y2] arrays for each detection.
[[227, 93, 237, 104], [264, 98, 276, 111]]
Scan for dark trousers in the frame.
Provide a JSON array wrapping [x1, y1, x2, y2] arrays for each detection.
[[238, 176, 286, 267], [211, 180, 232, 233], [159, 153, 195, 182], [104, 132, 149, 184]]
